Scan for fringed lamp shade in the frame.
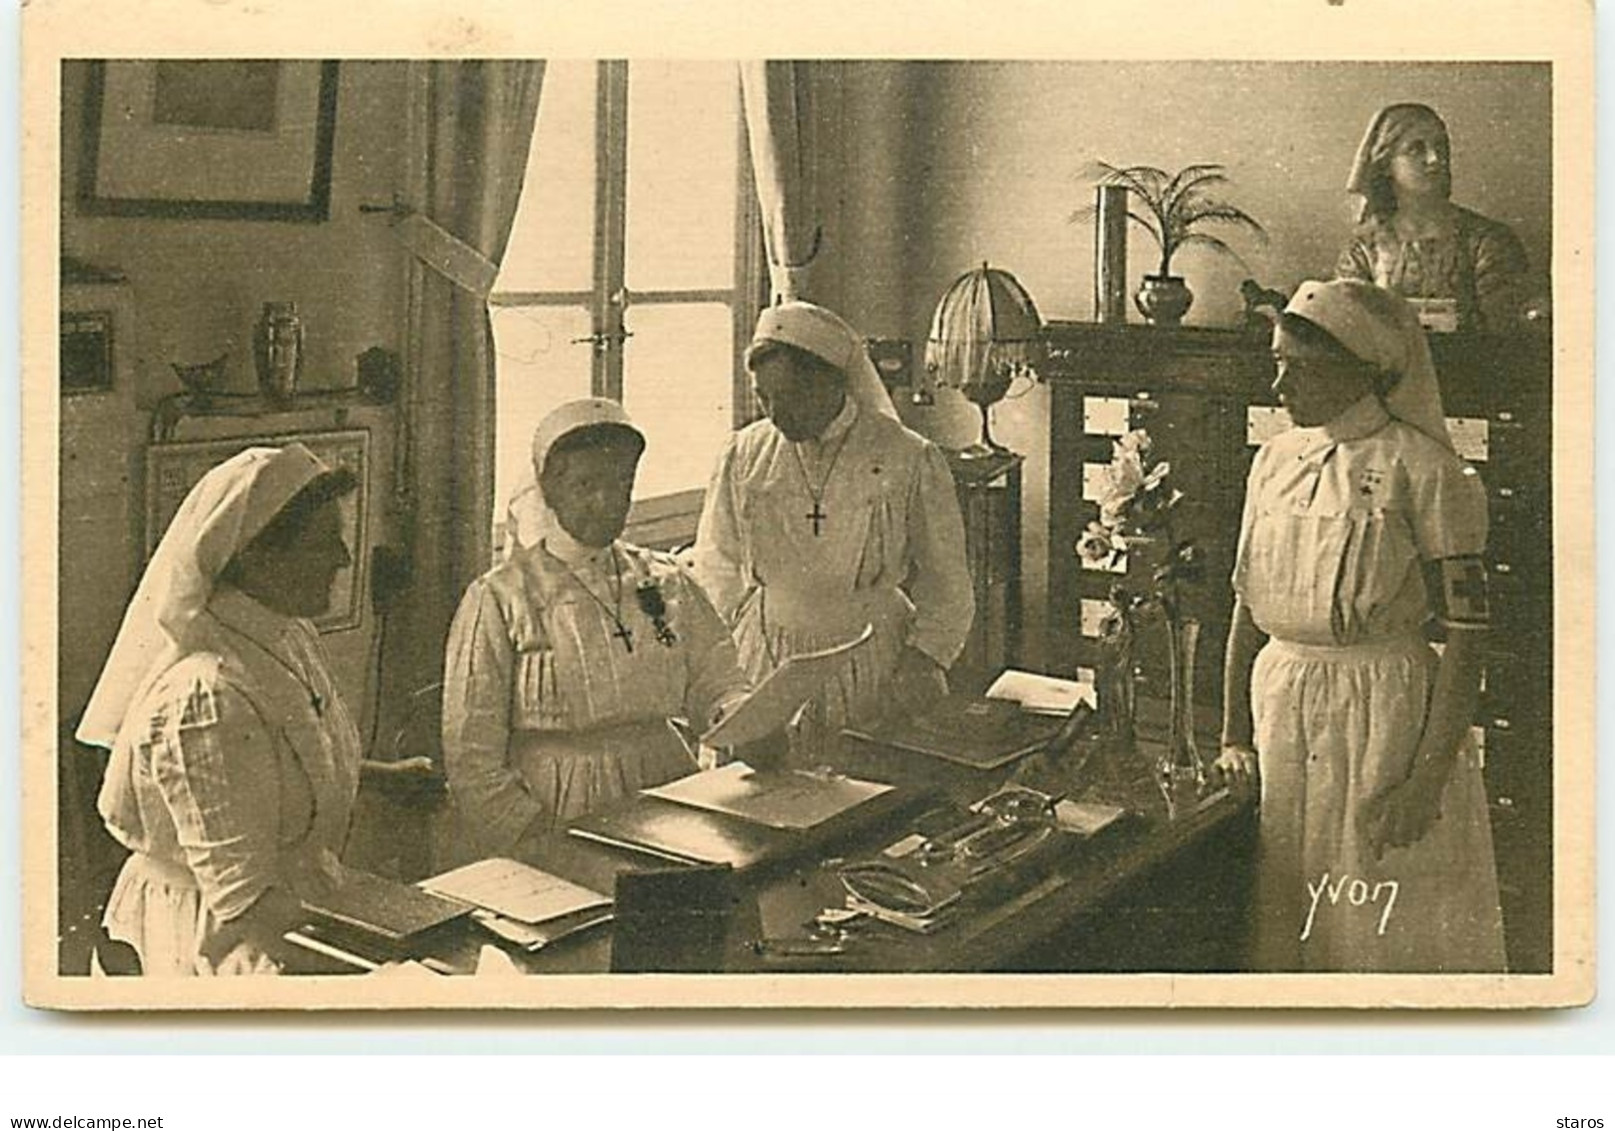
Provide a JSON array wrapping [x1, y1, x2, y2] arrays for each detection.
[[924, 263, 1045, 458]]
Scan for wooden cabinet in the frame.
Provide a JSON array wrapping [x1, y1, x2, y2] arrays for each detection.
[[946, 450, 1023, 695], [1039, 321, 1554, 973], [1041, 323, 1267, 703]]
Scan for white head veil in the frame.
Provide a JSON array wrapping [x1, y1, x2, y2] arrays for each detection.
[[79, 444, 334, 840], [1283, 278, 1453, 452], [748, 301, 899, 421], [503, 398, 647, 555]]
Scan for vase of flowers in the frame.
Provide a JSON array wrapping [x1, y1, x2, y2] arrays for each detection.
[[1071, 162, 1267, 327], [1075, 429, 1207, 807]]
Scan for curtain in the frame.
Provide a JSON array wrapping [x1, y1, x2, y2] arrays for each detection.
[[384, 60, 544, 720], [740, 61, 821, 303]]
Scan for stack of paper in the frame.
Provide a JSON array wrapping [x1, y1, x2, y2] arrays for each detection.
[[420, 858, 612, 952], [985, 669, 1097, 717]]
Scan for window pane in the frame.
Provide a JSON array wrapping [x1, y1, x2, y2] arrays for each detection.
[[625, 61, 738, 292], [623, 303, 734, 499], [497, 61, 597, 294], [492, 304, 594, 531]]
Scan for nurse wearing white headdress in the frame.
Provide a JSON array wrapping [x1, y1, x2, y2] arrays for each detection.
[[441, 399, 750, 863], [1213, 279, 1506, 972], [78, 445, 363, 975], [693, 301, 974, 755]]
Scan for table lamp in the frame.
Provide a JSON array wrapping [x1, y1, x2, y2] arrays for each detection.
[[924, 263, 1044, 460]]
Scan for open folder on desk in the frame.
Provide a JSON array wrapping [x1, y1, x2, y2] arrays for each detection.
[[643, 762, 893, 830], [569, 796, 779, 870], [697, 624, 874, 748]]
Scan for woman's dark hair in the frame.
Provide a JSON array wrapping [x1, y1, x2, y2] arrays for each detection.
[[1278, 312, 1399, 397], [1362, 175, 1400, 222], [539, 423, 644, 491], [223, 468, 357, 580], [744, 340, 847, 388]]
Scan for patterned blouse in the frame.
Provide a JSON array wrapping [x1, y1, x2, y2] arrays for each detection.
[[1335, 205, 1529, 333]]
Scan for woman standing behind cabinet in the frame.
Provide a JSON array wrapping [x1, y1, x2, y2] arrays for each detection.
[[1335, 103, 1530, 333]]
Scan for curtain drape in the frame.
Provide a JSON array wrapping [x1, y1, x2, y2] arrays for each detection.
[[740, 61, 821, 303], [385, 60, 544, 721]]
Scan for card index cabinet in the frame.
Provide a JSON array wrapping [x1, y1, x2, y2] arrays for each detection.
[[1040, 321, 1553, 974]]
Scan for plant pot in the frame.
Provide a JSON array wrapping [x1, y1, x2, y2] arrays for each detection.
[[1134, 274, 1193, 327]]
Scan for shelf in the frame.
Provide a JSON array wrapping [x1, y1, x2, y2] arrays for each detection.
[[152, 387, 386, 441]]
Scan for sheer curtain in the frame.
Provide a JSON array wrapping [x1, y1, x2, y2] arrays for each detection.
[[740, 61, 821, 303], [384, 60, 545, 721]]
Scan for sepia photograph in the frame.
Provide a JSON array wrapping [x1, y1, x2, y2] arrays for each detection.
[[19, 0, 1595, 1012]]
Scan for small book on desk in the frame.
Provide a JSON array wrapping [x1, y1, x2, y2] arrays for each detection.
[[842, 695, 1073, 771], [301, 869, 472, 943]]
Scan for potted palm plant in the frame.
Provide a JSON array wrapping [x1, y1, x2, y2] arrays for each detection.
[[1073, 162, 1267, 326]]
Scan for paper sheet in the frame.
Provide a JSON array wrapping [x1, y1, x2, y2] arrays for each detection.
[[986, 669, 1098, 716], [700, 623, 874, 748]]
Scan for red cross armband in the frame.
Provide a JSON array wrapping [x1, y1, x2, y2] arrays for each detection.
[[1426, 554, 1491, 630]]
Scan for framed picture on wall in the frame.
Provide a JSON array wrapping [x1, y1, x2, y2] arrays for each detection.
[[78, 60, 339, 222], [144, 429, 370, 632]]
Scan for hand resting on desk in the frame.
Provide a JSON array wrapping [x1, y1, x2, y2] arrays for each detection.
[[1209, 744, 1259, 798]]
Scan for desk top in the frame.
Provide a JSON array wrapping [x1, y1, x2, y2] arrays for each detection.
[[295, 721, 1250, 977]]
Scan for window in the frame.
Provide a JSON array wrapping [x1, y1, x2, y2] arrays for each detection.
[[491, 60, 761, 541]]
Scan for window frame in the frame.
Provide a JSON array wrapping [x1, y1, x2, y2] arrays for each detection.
[[489, 60, 767, 547]]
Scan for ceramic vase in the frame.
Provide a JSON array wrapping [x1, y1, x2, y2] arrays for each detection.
[[1135, 274, 1194, 327], [254, 301, 304, 407]]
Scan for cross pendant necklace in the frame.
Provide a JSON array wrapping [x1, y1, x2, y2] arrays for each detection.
[[611, 621, 635, 651], [791, 430, 852, 538], [564, 547, 634, 653]]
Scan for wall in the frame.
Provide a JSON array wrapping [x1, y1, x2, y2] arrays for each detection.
[[58, 61, 413, 724], [813, 61, 1553, 666]]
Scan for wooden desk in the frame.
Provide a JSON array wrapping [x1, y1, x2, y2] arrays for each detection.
[[294, 722, 1255, 976]]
